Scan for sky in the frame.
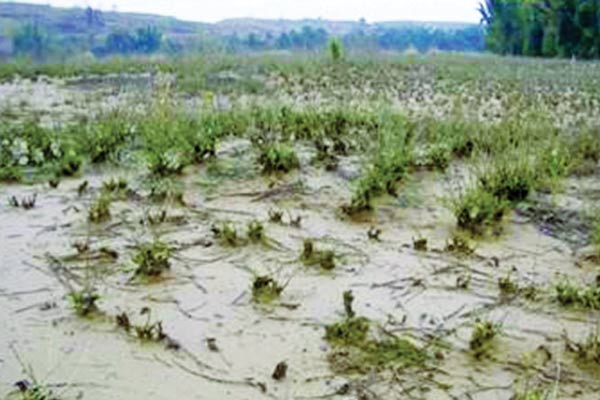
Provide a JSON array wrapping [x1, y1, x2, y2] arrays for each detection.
[[6, 0, 481, 23]]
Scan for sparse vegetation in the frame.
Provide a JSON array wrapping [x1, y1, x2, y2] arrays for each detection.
[[252, 276, 284, 304], [132, 240, 172, 277], [301, 239, 336, 270], [88, 194, 112, 223], [470, 319, 501, 358], [325, 292, 428, 373], [258, 143, 300, 174], [68, 289, 100, 317], [212, 221, 239, 246], [4, 45, 600, 399]]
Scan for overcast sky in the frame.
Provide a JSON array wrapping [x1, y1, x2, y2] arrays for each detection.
[[7, 0, 481, 23]]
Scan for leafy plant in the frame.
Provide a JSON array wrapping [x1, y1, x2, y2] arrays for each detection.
[[88, 194, 112, 223], [252, 276, 284, 304], [451, 185, 507, 234], [68, 289, 100, 317], [470, 319, 501, 357], [301, 239, 336, 270], [325, 292, 427, 373], [247, 220, 266, 243], [132, 240, 172, 277], [258, 143, 300, 174], [212, 221, 239, 246]]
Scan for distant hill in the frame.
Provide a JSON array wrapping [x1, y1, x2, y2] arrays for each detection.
[[0, 2, 483, 59], [0, 2, 477, 38]]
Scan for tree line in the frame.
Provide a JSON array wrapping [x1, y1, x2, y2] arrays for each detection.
[[9, 7, 484, 61], [480, 0, 600, 59]]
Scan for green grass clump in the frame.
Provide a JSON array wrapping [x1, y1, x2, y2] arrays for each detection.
[[251, 276, 284, 304], [326, 316, 371, 347], [477, 157, 537, 203], [212, 222, 239, 246], [83, 113, 134, 164], [68, 289, 100, 317], [102, 177, 128, 194], [15, 382, 60, 400], [469, 320, 501, 357], [555, 280, 600, 310], [301, 239, 336, 270], [343, 123, 413, 215], [498, 272, 519, 296], [451, 185, 507, 235], [258, 143, 300, 174], [247, 220, 266, 243], [88, 194, 112, 223], [325, 292, 427, 373], [132, 241, 172, 277]]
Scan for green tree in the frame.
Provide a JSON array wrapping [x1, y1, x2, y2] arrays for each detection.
[[13, 22, 50, 61]]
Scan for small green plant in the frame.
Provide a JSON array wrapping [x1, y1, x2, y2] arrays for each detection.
[[252, 276, 284, 304], [247, 220, 266, 243], [132, 240, 172, 277], [68, 289, 100, 317], [555, 279, 600, 309], [470, 319, 501, 357], [451, 185, 507, 234], [146, 178, 185, 204], [88, 194, 111, 223], [325, 292, 427, 373], [258, 143, 300, 174], [445, 233, 475, 255], [56, 150, 83, 177], [477, 157, 537, 203], [328, 37, 344, 62], [212, 221, 239, 246], [268, 209, 284, 223], [301, 239, 336, 270], [14, 381, 60, 400], [498, 272, 519, 296], [425, 144, 451, 171], [102, 177, 128, 194]]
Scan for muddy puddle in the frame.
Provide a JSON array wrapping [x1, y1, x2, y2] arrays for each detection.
[[1, 133, 599, 400]]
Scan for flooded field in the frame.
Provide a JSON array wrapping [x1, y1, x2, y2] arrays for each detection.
[[1, 54, 600, 400]]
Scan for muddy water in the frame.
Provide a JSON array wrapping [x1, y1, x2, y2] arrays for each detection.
[[1, 140, 599, 400]]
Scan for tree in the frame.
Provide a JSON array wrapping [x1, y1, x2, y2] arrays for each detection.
[[13, 22, 50, 61]]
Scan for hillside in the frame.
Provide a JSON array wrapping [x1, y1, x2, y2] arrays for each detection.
[[0, 2, 478, 38]]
